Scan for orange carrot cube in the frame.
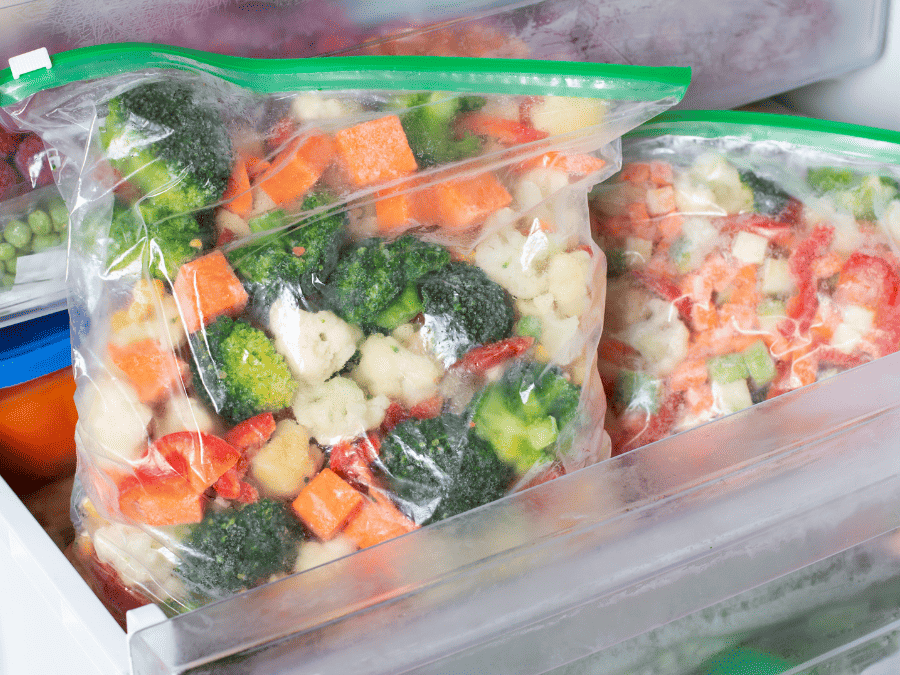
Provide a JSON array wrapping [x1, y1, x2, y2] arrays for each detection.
[[649, 161, 674, 186], [108, 339, 188, 405], [223, 155, 253, 220], [621, 162, 651, 185], [173, 250, 249, 333], [291, 468, 365, 541], [334, 115, 417, 187], [342, 493, 418, 549], [254, 133, 336, 206], [422, 172, 512, 231]]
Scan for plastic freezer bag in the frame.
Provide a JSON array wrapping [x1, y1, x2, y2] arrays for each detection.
[[591, 111, 900, 455], [0, 46, 689, 612]]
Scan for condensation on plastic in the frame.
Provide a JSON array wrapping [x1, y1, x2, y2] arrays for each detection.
[[126, 348, 900, 674], [0, 52, 688, 613], [0, 0, 888, 110], [543, 524, 900, 674], [591, 112, 900, 457]]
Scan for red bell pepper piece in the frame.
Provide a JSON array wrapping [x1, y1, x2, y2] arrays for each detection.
[[330, 434, 381, 488], [150, 431, 241, 494], [633, 269, 693, 325], [224, 412, 277, 454], [455, 112, 549, 145], [453, 336, 534, 374]]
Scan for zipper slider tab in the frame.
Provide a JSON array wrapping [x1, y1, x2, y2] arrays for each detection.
[[9, 48, 51, 80]]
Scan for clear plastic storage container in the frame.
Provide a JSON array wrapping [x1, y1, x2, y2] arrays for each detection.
[[0, 184, 69, 327], [0, 0, 891, 110], [4, 345, 900, 673]]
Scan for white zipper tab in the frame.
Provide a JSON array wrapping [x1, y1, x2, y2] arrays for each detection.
[[9, 48, 51, 80]]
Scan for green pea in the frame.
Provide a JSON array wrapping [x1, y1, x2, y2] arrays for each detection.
[[50, 206, 69, 231], [3, 220, 31, 250], [0, 242, 14, 261], [5, 256, 16, 274], [32, 234, 57, 252], [28, 209, 53, 235], [1, 273, 15, 288], [49, 234, 63, 247]]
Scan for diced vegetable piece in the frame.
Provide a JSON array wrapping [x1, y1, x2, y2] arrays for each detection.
[[615, 369, 660, 413], [247, 209, 286, 235], [151, 431, 241, 494], [707, 352, 749, 384], [224, 412, 277, 452], [118, 472, 205, 527], [761, 257, 794, 297], [742, 340, 776, 387], [455, 112, 548, 145], [528, 96, 606, 136], [342, 493, 418, 549], [374, 183, 424, 234], [222, 156, 253, 219], [291, 468, 364, 540], [334, 115, 417, 187], [108, 339, 188, 405], [254, 134, 335, 206], [731, 230, 768, 265], [420, 172, 512, 230], [712, 378, 753, 414], [173, 250, 249, 333], [251, 420, 321, 499], [514, 151, 606, 177]]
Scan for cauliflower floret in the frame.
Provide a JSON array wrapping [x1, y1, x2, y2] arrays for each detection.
[[546, 249, 592, 318], [269, 299, 363, 384], [351, 334, 442, 408], [517, 294, 581, 365], [293, 535, 357, 574], [474, 224, 551, 300], [292, 377, 389, 445], [513, 168, 570, 215], [111, 293, 187, 350], [156, 394, 219, 438], [92, 522, 185, 598], [215, 208, 250, 239], [251, 419, 323, 499], [79, 376, 151, 463], [290, 93, 360, 123], [618, 297, 690, 377]]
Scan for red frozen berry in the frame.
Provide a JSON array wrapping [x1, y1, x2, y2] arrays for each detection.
[[0, 123, 21, 159], [0, 160, 20, 199], [14, 133, 54, 188]]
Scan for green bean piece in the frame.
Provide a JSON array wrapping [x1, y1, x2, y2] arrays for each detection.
[[28, 209, 53, 235]]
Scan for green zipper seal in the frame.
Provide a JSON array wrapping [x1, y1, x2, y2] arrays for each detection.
[[626, 110, 900, 164], [0, 43, 691, 106]]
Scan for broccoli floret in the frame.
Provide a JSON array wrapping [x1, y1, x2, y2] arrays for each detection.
[[418, 261, 515, 365], [325, 234, 450, 331], [399, 92, 485, 167], [738, 170, 792, 216], [176, 499, 303, 599], [189, 316, 298, 425], [471, 361, 581, 474], [106, 201, 211, 280], [807, 167, 899, 220], [100, 80, 232, 216], [227, 192, 346, 311], [378, 414, 514, 525]]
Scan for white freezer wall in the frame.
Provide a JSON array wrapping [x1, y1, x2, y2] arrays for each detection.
[[0, 477, 128, 675]]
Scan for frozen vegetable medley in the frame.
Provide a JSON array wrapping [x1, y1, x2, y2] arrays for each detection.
[[593, 115, 900, 454], [13, 66, 634, 611]]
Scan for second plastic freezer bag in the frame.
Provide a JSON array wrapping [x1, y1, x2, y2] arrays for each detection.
[[0, 46, 689, 614], [592, 111, 900, 455]]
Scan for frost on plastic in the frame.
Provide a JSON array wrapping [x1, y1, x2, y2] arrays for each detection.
[[592, 128, 900, 456], [0, 62, 691, 614]]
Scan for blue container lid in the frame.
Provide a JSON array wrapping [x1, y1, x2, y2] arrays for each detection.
[[0, 310, 72, 389]]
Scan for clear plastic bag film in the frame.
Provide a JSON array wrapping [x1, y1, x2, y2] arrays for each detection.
[[592, 111, 900, 455], [0, 46, 688, 612]]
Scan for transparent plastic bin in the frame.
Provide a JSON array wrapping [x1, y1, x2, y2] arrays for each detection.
[[0, 184, 69, 327], [0, 0, 890, 110], [3, 343, 900, 673], [123, 348, 900, 674]]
